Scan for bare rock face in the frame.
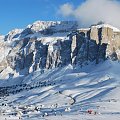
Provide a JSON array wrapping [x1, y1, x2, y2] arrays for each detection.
[[4, 29, 23, 41], [60, 40, 72, 66], [71, 33, 85, 65], [6, 38, 30, 70], [0, 21, 120, 78], [89, 26, 99, 44], [114, 32, 120, 59], [46, 39, 72, 69], [70, 30, 107, 65], [33, 40, 48, 70], [78, 25, 120, 63], [46, 41, 61, 69]]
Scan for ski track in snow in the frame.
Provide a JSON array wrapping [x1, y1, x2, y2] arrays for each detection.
[[0, 60, 120, 120]]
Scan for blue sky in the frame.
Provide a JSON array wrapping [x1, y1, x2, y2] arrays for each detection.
[[0, 0, 85, 34]]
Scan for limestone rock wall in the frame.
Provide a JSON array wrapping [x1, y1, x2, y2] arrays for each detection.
[[0, 23, 120, 76], [78, 26, 120, 61]]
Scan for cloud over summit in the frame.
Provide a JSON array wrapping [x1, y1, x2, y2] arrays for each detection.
[[59, 0, 120, 28]]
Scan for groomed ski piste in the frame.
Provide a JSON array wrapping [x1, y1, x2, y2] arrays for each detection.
[[0, 60, 120, 120]]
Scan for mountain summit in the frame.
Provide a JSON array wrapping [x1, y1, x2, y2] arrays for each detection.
[[0, 21, 120, 120], [0, 21, 120, 80]]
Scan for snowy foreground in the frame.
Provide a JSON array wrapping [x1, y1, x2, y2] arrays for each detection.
[[0, 60, 120, 120]]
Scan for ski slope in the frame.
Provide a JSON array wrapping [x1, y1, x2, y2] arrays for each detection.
[[0, 60, 120, 120]]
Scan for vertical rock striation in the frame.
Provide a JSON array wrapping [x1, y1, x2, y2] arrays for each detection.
[[0, 21, 120, 77]]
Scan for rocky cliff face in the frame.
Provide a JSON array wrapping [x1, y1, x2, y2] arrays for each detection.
[[0, 21, 120, 79], [79, 24, 120, 61]]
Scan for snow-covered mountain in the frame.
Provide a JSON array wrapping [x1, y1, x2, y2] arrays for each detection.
[[0, 21, 120, 79], [0, 21, 120, 120]]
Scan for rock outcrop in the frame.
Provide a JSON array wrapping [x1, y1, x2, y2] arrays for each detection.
[[78, 24, 120, 61], [0, 21, 120, 78]]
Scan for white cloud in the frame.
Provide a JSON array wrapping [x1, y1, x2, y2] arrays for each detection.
[[59, 0, 120, 28], [59, 3, 74, 17]]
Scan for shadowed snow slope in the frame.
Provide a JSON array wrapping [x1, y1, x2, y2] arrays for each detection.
[[0, 60, 120, 120]]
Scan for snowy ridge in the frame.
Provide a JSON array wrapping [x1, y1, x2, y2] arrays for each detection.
[[27, 21, 78, 33], [78, 24, 120, 32], [0, 35, 4, 40], [5, 29, 23, 41], [93, 24, 120, 32]]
